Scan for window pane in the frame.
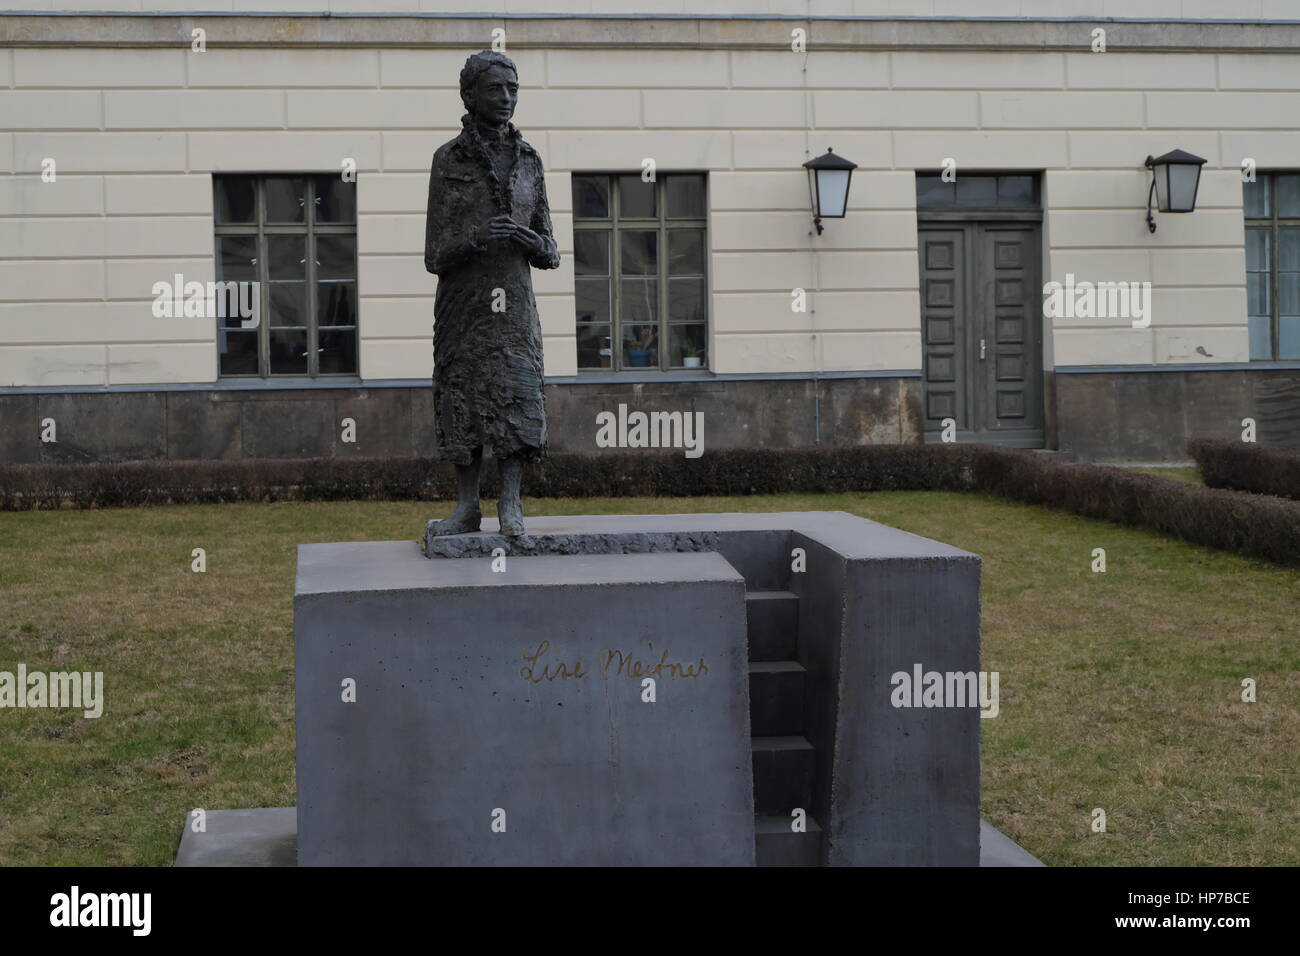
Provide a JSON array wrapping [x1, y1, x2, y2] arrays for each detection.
[[668, 229, 704, 275], [1279, 228, 1300, 272], [215, 176, 255, 224], [577, 323, 612, 369], [998, 176, 1034, 205], [576, 277, 610, 324], [667, 175, 705, 219], [269, 328, 309, 374], [218, 287, 255, 329], [318, 328, 357, 374], [620, 230, 657, 275], [266, 177, 306, 223], [573, 175, 610, 219], [668, 277, 706, 324], [318, 281, 355, 327], [1278, 174, 1300, 218], [269, 282, 306, 327], [620, 278, 657, 326], [268, 235, 305, 280], [268, 236, 305, 328], [955, 176, 997, 206], [317, 235, 355, 279], [622, 323, 658, 368], [218, 329, 259, 375], [618, 175, 656, 218], [1246, 228, 1270, 271], [1243, 177, 1270, 219], [916, 175, 954, 206], [217, 236, 257, 282], [1248, 315, 1272, 360], [1281, 315, 1300, 360], [669, 324, 706, 367], [574, 231, 610, 275], [315, 175, 356, 223], [1281, 273, 1300, 316], [1248, 273, 1270, 316]]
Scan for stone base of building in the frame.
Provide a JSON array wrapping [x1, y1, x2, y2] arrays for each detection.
[[1051, 367, 1300, 461], [0, 375, 922, 463], [6, 367, 1296, 464]]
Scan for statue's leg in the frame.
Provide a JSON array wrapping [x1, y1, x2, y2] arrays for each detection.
[[497, 454, 525, 537], [429, 447, 483, 536]]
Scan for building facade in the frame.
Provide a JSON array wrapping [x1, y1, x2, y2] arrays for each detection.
[[2, 1, 1299, 463]]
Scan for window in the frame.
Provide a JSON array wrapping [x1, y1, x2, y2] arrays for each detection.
[[571, 173, 708, 371], [915, 173, 1038, 210], [214, 174, 358, 377], [1244, 173, 1300, 360]]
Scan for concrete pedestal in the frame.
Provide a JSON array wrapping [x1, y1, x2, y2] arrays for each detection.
[[295, 543, 753, 866], [179, 510, 992, 867]]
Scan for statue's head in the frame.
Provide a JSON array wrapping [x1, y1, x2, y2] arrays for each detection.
[[460, 50, 519, 127]]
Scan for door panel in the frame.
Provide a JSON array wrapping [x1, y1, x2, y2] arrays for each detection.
[[921, 221, 1044, 447], [919, 229, 968, 430]]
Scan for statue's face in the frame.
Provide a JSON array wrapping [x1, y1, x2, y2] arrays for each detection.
[[472, 64, 518, 127]]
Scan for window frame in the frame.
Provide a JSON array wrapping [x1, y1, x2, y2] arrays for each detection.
[[571, 172, 710, 373], [213, 174, 359, 379], [1244, 171, 1300, 362]]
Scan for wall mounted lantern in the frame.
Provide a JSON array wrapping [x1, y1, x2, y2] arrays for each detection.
[[1145, 148, 1207, 233], [804, 148, 858, 235]]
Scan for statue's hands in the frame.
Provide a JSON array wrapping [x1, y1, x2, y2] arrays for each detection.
[[481, 215, 518, 243], [508, 225, 546, 257], [481, 215, 545, 256]]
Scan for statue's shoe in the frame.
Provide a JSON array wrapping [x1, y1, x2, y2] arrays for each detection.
[[497, 500, 525, 538], [427, 509, 482, 537]]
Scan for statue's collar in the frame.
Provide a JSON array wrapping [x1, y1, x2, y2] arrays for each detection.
[[457, 115, 533, 157]]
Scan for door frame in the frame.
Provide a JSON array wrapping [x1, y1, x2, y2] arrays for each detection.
[[918, 207, 1045, 448]]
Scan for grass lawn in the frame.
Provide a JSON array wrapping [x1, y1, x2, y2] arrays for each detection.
[[1123, 465, 1203, 485], [1, 491, 1296, 866]]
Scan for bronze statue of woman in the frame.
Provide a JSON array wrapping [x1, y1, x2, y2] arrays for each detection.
[[424, 50, 560, 538]]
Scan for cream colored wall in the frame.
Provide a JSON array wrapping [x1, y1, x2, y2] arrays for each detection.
[[2, 40, 1297, 385]]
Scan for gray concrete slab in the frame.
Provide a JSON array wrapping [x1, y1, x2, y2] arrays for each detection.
[[174, 808, 297, 867], [980, 821, 1046, 867], [174, 809, 1044, 868]]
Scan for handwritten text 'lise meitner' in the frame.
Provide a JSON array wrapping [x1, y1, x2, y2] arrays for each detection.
[[519, 641, 709, 683]]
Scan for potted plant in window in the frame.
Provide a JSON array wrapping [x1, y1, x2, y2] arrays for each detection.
[[626, 326, 656, 368], [681, 340, 704, 369]]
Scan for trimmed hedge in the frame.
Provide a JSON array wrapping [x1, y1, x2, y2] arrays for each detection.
[[1189, 439, 1300, 501], [972, 446, 1300, 566], [3, 444, 1299, 564], [0, 446, 976, 511]]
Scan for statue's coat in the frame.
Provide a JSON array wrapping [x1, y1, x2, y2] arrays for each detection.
[[424, 117, 560, 465]]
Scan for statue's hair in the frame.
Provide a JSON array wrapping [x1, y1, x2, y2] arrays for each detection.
[[459, 50, 518, 113]]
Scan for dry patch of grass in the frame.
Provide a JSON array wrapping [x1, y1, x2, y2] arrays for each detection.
[[1, 493, 1296, 865]]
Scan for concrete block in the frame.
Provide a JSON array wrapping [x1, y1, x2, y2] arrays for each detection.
[[295, 542, 754, 866], [175, 808, 297, 867], [745, 591, 799, 661]]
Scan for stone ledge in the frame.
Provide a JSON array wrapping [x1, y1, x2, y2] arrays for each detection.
[[3, 16, 1298, 53], [423, 528, 721, 559], [175, 808, 1045, 866]]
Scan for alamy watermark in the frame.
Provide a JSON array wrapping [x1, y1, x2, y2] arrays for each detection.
[[595, 403, 704, 458], [50, 886, 150, 936], [890, 663, 999, 719], [0, 665, 103, 718], [151, 273, 259, 328], [1043, 273, 1151, 329]]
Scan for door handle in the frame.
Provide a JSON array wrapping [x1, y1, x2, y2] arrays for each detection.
[[980, 338, 987, 360]]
